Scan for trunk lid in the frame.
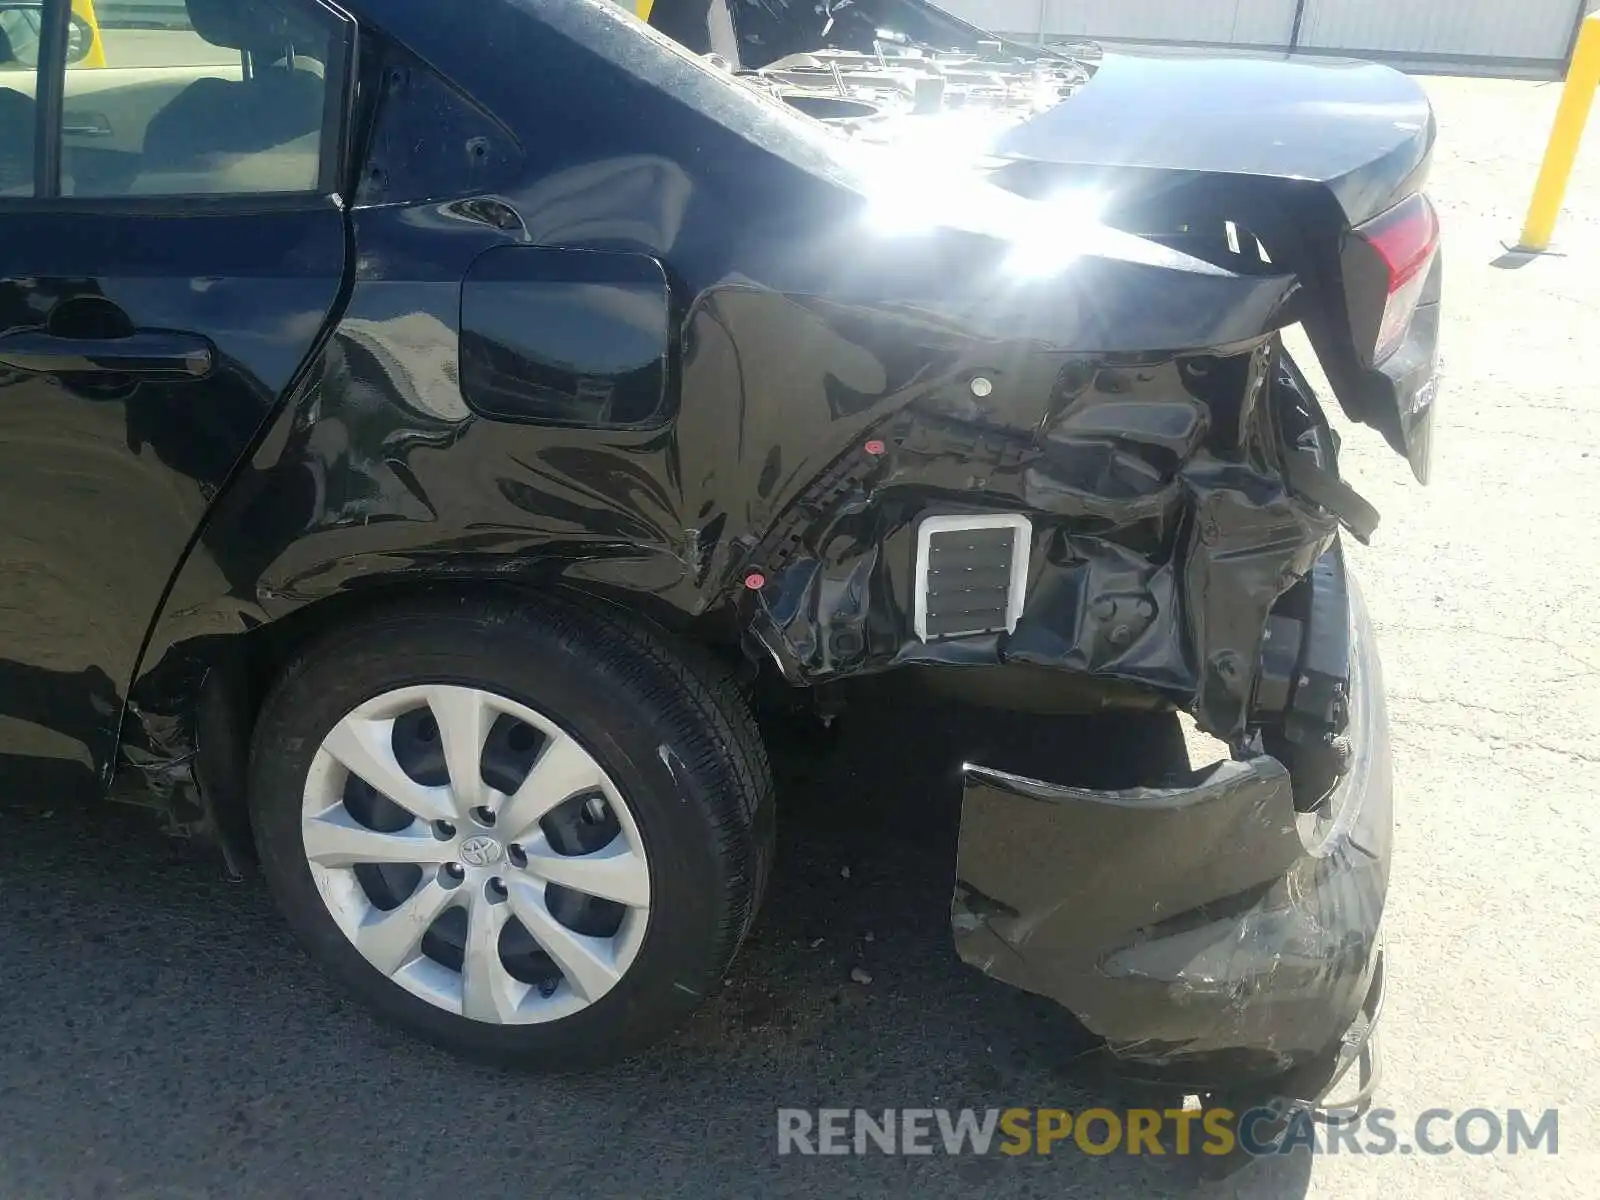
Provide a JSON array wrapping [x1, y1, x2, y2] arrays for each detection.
[[985, 51, 1441, 480], [647, 3, 1441, 480], [991, 52, 1433, 227]]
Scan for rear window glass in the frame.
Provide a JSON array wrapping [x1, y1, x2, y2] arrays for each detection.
[[0, 11, 37, 195], [93, 1, 238, 65], [60, 0, 339, 198], [539, 0, 868, 191]]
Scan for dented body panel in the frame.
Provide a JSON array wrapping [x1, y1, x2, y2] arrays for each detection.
[[742, 343, 1345, 744], [654, 0, 1443, 476], [0, 0, 1423, 1099]]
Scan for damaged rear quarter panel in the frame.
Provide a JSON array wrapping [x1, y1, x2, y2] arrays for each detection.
[[129, 1, 1364, 844], [738, 277, 1340, 740]]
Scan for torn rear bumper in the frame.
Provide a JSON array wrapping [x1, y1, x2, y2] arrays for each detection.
[[952, 577, 1391, 1100]]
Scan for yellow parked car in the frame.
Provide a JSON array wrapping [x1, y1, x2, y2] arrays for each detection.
[[0, 0, 104, 68], [76, 0, 106, 66]]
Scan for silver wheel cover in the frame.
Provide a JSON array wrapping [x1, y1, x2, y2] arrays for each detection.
[[301, 685, 650, 1024]]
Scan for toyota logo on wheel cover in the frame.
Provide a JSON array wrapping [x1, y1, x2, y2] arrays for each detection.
[[458, 835, 503, 867]]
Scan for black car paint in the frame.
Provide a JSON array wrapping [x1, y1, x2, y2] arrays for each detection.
[[0, 206, 348, 785], [992, 52, 1432, 225], [0, 0, 1423, 1097], [955, 561, 1390, 1093], [987, 52, 1443, 477], [655, 0, 1440, 479]]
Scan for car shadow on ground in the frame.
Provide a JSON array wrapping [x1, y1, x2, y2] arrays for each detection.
[[0, 697, 1313, 1199]]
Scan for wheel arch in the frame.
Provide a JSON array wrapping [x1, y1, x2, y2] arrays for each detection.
[[239, 569, 776, 1065], [123, 572, 744, 865]]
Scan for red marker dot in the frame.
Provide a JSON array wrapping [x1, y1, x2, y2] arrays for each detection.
[[864, 439, 886, 456], [744, 572, 767, 590]]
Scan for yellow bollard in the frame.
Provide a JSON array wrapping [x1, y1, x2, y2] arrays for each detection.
[[1518, 14, 1600, 252], [636, 0, 656, 20]]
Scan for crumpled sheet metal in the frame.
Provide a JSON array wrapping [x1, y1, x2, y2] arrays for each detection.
[[951, 587, 1392, 1090], [745, 344, 1340, 740]]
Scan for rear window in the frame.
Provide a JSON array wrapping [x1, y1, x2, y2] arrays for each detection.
[[0, 11, 38, 195], [94, 1, 239, 66], [535, 0, 868, 192]]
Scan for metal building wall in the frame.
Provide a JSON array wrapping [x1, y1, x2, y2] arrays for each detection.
[[940, 0, 1588, 68], [951, 1, 1297, 47], [1297, 0, 1583, 62]]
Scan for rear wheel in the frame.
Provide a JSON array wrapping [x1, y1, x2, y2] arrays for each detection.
[[248, 590, 774, 1068]]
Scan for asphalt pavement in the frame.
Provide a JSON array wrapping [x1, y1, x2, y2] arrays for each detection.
[[1, 75, 1597, 1200]]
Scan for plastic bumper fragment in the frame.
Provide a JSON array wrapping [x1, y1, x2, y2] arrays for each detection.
[[951, 579, 1392, 1096]]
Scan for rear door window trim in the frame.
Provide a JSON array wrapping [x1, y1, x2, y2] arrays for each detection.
[[2, 0, 357, 212]]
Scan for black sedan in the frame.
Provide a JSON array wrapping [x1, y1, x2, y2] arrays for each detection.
[[0, 0, 1438, 1114]]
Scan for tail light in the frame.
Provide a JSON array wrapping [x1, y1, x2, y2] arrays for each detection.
[[1356, 192, 1440, 363]]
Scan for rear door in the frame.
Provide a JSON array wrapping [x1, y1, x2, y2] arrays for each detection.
[[0, 0, 353, 780]]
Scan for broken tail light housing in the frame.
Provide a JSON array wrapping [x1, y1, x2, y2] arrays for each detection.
[[1357, 192, 1440, 364]]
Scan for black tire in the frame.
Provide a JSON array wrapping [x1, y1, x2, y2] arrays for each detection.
[[247, 588, 775, 1069]]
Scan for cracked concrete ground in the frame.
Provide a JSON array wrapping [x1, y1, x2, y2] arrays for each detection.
[[0, 75, 1596, 1200]]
